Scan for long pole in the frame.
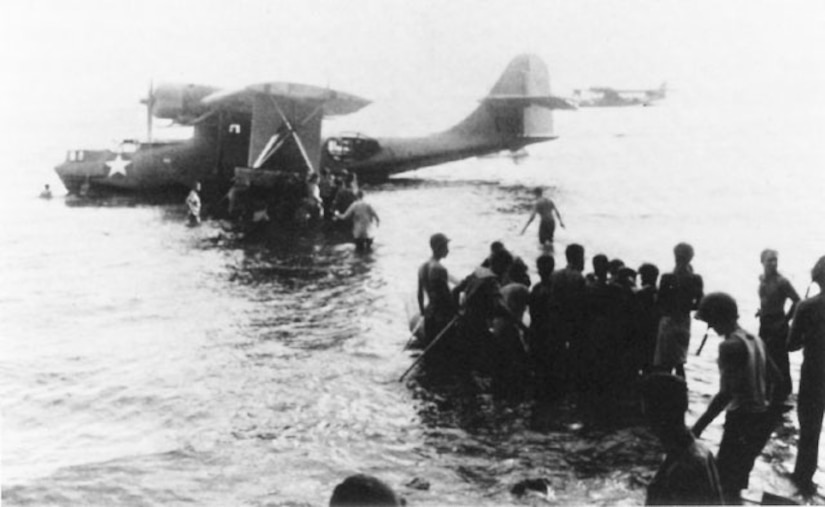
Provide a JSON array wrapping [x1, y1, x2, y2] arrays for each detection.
[[403, 318, 425, 350], [695, 325, 711, 356], [398, 314, 461, 382]]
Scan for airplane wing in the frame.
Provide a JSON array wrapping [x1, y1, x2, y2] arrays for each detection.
[[202, 82, 370, 172]]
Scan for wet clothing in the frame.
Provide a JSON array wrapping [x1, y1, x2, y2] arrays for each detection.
[[654, 269, 703, 372], [788, 292, 825, 486], [716, 328, 772, 498], [534, 198, 558, 244], [758, 273, 799, 401], [646, 439, 724, 506], [539, 219, 556, 245]]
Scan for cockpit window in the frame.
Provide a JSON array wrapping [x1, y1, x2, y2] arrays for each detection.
[[324, 134, 380, 162], [118, 140, 140, 153]]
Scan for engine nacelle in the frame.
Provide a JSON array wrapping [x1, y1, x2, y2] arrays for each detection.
[[149, 83, 220, 123]]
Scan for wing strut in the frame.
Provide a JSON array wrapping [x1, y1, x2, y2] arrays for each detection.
[[251, 97, 324, 173]]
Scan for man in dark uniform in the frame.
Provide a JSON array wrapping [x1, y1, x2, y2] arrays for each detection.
[[788, 255, 825, 495], [757, 248, 800, 403], [417, 233, 456, 349]]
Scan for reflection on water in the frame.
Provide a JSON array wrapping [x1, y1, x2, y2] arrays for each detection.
[[3, 101, 825, 505]]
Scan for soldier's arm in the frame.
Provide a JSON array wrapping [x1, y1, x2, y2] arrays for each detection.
[[784, 278, 801, 321], [787, 303, 806, 352], [520, 207, 537, 234]]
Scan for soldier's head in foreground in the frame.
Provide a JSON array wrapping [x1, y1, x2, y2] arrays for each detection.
[[695, 292, 739, 336], [329, 474, 403, 506]]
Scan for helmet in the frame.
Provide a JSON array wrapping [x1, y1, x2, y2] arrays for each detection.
[[695, 292, 738, 324], [812, 255, 825, 283], [429, 233, 450, 251]]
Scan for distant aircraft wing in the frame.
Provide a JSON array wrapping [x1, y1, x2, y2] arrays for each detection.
[[202, 82, 371, 172]]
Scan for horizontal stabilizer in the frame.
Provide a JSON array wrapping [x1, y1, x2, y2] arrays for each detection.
[[483, 94, 577, 110], [202, 82, 370, 116]]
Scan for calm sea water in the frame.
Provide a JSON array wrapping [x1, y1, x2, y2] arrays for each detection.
[[2, 94, 825, 505]]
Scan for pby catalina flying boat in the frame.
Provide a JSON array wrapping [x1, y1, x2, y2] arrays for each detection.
[[572, 82, 667, 107], [55, 54, 573, 218]]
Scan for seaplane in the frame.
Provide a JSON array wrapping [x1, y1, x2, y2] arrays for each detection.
[[572, 82, 667, 107], [55, 54, 574, 222]]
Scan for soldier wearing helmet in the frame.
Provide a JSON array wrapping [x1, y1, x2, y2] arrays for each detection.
[[691, 292, 776, 504], [787, 255, 825, 495]]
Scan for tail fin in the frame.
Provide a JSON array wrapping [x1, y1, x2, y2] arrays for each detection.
[[450, 54, 574, 147]]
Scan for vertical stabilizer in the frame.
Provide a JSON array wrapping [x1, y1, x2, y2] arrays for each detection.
[[449, 54, 574, 145]]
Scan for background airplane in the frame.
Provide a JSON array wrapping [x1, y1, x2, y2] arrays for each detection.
[[572, 82, 667, 107], [55, 54, 574, 219]]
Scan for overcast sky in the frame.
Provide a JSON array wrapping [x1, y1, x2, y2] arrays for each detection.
[[2, 0, 824, 155]]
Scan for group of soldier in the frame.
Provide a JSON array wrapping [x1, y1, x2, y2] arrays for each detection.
[[414, 223, 825, 504]]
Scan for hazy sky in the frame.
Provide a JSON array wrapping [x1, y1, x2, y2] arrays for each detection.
[[2, 0, 824, 156]]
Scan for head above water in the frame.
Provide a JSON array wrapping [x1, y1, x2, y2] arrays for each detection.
[[329, 474, 402, 506], [533, 187, 543, 197]]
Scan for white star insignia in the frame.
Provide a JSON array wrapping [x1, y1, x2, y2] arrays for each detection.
[[106, 154, 130, 177]]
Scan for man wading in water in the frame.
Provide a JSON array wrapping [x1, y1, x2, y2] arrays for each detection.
[[520, 187, 565, 251], [417, 233, 456, 349], [691, 292, 778, 504], [757, 248, 800, 404]]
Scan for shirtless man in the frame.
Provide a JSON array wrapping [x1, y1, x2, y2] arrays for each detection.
[[417, 233, 456, 348], [757, 249, 800, 403], [692, 292, 777, 504], [520, 187, 565, 249], [335, 190, 380, 252], [787, 256, 825, 495]]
